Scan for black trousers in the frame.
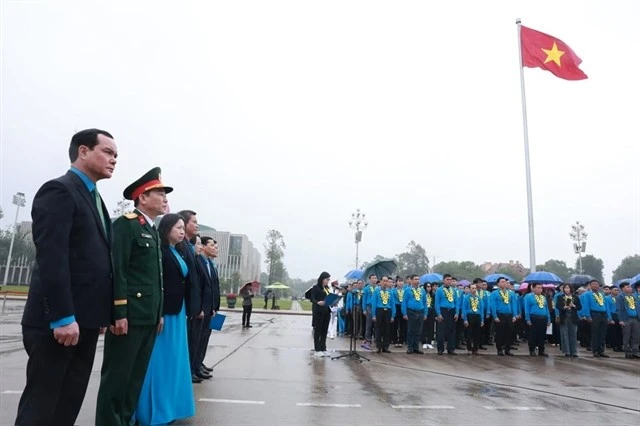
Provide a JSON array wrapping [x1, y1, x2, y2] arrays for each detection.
[[392, 305, 407, 344], [196, 315, 213, 368], [455, 316, 465, 346], [16, 326, 99, 426], [591, 311, 607, 355], [579, 319, 591, 347], [436, 308, 456, 353], [529, 315, 548, 354], [375, 308, 392, 349], [494, 313, 514, 353], [423, 310, 436, 344], [466, 314, 482, 352], [242, 305, 252, 326], [483, 316, 493, 344], [188, 317, 202, 373], [313, 308, 330, 351], [606, 315, 622, 349]]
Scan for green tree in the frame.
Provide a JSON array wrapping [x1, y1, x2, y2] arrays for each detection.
[[577, 255, 604, 282], [395, 241, 430, 277], [433, 261, 485, 281], [612, 255, 640, 282], [264, 229, 286, 285], [535, 259, 574, 281], [495, 264, 526, 283], [0, 228, 36, 270]]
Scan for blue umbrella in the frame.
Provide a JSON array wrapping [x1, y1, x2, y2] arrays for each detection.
[[484, 273, 516, 284], [631, 273, 640, 286], [362, 259, 397, 281], [419, 273, 444, 285], [344, 269, 364, 280], [524, 271, 563, 284], [614, 278, 633, 288], [566, 274, 594, 286]]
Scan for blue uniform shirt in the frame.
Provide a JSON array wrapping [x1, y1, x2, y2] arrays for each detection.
[[401, 286, 428, 316], [372, 287, 396, 317], [524, 293, 551, 322], [583, 290, 611, 321], [617, 293, 639, 322], [490, 289, 518, 319], [461, 294, 484, 322], [361, 284, 376, 311], [434, 286, 458, 316]]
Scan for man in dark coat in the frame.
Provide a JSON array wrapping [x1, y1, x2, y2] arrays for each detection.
[[16, 129, 117, 426]]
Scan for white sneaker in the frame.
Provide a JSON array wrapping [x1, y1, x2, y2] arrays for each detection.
[[330, 336, 335, 339], [323, 351, 331, 357], [315, 351, 325, 357], [422, 344, 428, 349], [426, 344, 434, 349]]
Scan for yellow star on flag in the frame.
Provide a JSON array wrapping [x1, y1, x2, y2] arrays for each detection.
[[542, 42, 565, 66]]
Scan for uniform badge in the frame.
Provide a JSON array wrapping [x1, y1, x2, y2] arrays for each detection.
[[141, 233, 153, 239], [137, 215, 146, 226]]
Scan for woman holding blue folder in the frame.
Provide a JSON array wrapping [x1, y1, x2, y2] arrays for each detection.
[[134, 214, 195, 425], [309, 272, 333, 357]]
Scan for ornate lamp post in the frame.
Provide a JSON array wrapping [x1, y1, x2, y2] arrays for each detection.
[[348, 209, 368, 270], [569, 221, 587, 274]]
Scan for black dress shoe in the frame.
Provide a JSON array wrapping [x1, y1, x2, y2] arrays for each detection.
[[191, 374, 203, 383], [479, 346, 487, 350], [201, 364, 213, 372], [438, 351, 444, 355], [246, 325, 253, 328], [538, 353, 549, 357], [415, 350, 425, 354], [197, 370, 212, 379], [498, 351, 504, 356], [530, 351, 537, 356], [632, 354, 640, 359], [599, 353, 610, 358], [382, 348, 391, 353], [447, 351, 457, 355], [406, 349, 414, 354], [505, 352, 514, 356]]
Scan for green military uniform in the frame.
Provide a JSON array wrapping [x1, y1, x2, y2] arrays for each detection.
[[96, 168, 172, 426]]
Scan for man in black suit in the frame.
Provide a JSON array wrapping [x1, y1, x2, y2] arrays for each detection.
[[177, 210, 203, 383], [16, 129, 117, 426], [195, 236, 220, 376]]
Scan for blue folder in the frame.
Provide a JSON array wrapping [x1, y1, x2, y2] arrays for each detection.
[[209, 313, 226, 331], [324, 293, 342, 307]]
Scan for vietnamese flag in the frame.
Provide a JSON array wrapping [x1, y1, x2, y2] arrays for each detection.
[[520, 25, 587, 81]]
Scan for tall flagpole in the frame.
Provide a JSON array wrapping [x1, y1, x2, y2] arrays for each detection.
[[516, 18, 536, 273]]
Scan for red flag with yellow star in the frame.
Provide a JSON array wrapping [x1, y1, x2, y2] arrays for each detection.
[[520, 25, 587, 80]]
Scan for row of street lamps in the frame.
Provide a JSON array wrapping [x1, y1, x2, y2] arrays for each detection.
[[347, 210, 590, 276]]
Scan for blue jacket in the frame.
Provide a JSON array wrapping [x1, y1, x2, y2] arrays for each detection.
[[401, 286, 428, 316], [361, 284, 376, 311], [490, 289, 518, 319], [583, 290, 611, 321], [434, 286, 458, 316], [523, 293, 551, 323], [372, 287, 396, 317], [617, 293, 639, 322], [461, 294, 484, 322], [606, 295, 618, 318], [392, 286, 405, 306], [478, 289, 491, 317]]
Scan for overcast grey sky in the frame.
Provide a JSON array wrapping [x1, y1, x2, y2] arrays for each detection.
[[1, 0, 638, 282]]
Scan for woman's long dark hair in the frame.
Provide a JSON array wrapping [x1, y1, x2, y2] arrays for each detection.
[[158, 214, 183, 245]]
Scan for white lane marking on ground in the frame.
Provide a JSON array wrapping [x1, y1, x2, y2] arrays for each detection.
[[297, 403, 362, 408], [391, 405, 455, 409], [483, 406, 546, 411], [199, 398, 265, 405], [2, 390, 22, 394]]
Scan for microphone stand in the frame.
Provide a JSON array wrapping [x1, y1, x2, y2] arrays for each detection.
[[333, 290, 370, 362]]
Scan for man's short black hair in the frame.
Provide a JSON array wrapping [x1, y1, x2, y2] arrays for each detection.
[[68, 128, 113, 162], [443, 274, 452, 280], [472, 278, 483, 284], [178, 210, 197, 225], [201, 236, 217, 246]]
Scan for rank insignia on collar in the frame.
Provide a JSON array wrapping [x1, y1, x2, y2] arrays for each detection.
[[138, 215, 146, 226]]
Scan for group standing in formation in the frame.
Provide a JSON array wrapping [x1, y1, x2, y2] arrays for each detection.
[[15, 129, 220, 426], [310, 272, 640, 360]]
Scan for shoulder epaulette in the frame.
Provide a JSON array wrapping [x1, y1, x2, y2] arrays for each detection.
[[124, 212, 138, 219]]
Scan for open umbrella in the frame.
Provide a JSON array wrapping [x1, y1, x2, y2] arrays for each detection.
[[419, 273, 444, 285], [518, 282, 529, 293], [524, 271, 563, 284], [566, 274, 594, 286], [265, 282, 290, 289], [458, 280, 471, 287], [362, 258, 397, 281], [614, 278, 633, 288], [344, 269, 364, 280], [631, 273, 640, 286], [484, 273, 516, 284]]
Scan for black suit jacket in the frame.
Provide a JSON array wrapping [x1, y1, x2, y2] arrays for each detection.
[[178, 240, 202, 317], [22, 171, 114, 329], [161, 245, 191, 315], [196, 255, 214, 315]]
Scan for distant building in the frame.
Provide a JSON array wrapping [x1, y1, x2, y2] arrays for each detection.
[[198, 227, 261, 282], [480, 260, 528, 276]]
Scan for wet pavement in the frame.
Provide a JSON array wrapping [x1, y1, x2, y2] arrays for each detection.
[[1, 299, 639, 425]]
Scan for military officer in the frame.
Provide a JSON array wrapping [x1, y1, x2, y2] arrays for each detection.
[[96, 167, 173, 426]]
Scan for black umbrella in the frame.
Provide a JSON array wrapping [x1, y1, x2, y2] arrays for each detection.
[[362, 259, 397, 281]]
